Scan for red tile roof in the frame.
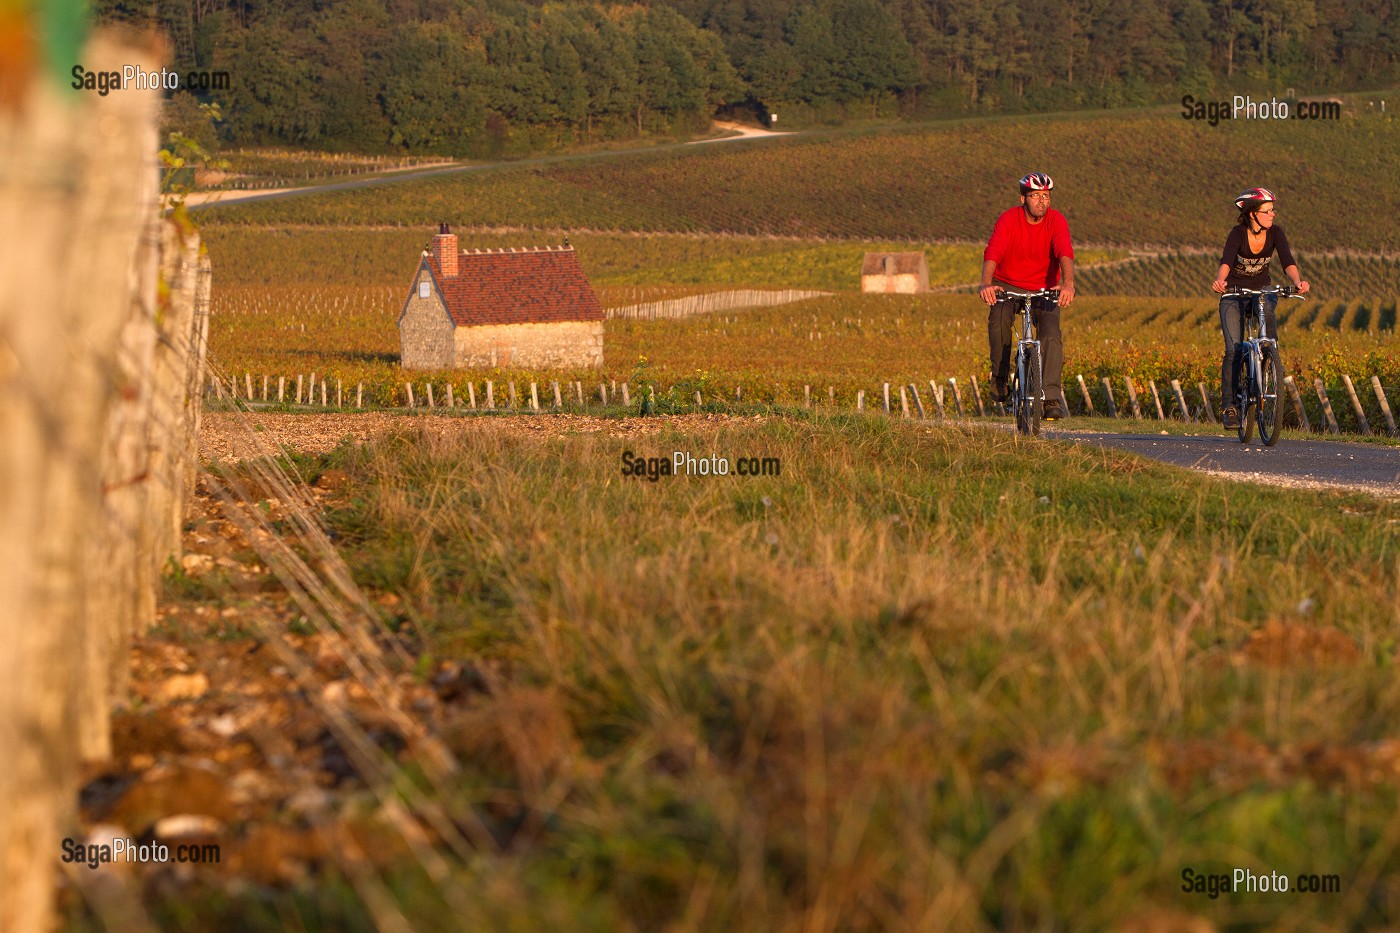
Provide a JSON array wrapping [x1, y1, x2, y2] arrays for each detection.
[[426, 246, 603, 327]]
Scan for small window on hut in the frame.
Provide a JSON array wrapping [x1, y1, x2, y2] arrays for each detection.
[[419, 280, 431, 299]]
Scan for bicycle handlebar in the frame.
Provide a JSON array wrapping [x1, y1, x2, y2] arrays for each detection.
[[994, 287, 1060, 301], [1221, 285, 1306, 299]]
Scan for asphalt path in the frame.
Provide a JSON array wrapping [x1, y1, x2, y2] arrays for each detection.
[[187, 123, 794, 211], [1055, 429, 1400, 494]]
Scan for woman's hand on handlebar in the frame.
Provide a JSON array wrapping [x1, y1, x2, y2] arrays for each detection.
[[1296, 280, 1310, 294], [1211, 278, 1228, 294]]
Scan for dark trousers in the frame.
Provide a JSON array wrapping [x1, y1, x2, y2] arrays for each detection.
[[988, 283, 1063, 404], [1219, 293, 1278, 409]]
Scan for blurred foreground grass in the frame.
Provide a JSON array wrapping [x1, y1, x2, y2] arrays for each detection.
[[157, 417, 1400, 928]]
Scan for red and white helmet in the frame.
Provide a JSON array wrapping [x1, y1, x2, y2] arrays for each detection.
[[1234, 186, 1276, 209], [1019, 172, 1054, 195]]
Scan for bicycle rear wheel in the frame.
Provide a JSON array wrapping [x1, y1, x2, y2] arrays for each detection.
[[1258, 345, 1284, 446], [1016, 345, 1042, 437], [1231, 345, 1254, 443]]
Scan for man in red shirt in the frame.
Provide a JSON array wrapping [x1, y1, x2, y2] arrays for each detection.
[[979, 172, 1076, 420]]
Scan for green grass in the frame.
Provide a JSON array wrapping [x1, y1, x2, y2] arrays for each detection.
[[150, 416, 1400, 929], [201, 108, 1400, 251]]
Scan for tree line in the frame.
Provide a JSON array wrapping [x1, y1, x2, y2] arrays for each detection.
[[98, 0, 1399, 154]]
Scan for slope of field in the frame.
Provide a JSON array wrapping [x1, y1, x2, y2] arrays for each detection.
[[202, 109, 1400, 251], [203, 226, 1125, 292], [125, 415, 1400, 929], [1079, 250, 1400, 299]]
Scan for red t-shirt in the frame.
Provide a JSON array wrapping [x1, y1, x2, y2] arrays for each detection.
[[983, 207, 1074, 289]]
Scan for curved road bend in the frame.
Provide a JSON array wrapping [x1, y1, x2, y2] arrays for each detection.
[[1053, 430, 1400, 495], [186, 124, 794, 211]]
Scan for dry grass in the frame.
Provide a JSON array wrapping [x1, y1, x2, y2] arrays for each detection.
[[186, 414, 1400, 930]]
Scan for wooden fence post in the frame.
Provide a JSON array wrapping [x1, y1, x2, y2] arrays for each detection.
[[804, 384, 811, 408], [620, 383, 629, 408], [509, 382, 518, 408], [1371, 376, 1397, 436], [970, 375, 986, 417], [357, 383, 363, 409], [467, 382, 476, 410], [337, 378, 343, 408], [1170, 380, 1190, 421], [1077, 375, 1095, 416], [425, 383, 435, 408], [1314, 379, 1341, 434], [552, 381, 562, 409], [949, 378, 966, 417], [1148, 380, 1165, 420], [444, 383, 453, 408], [1101, 378, 1118, 418], [1283, 376, 1308, 431], [297, 374, 304, 404], [1124, 377, 1143, 419], [278, 376, 286, 402], [486, 380, 495, 409], [405, 382, 415, 408], [1197, 383, 1216, 423], [262, 373, 269, 401], [1341, 375, 1371, 436], [929, 381, 946, 419], [899, 385, 910, 418], [883, 383, 891, 415], [321, 381, 327, 407], [909, 384, 926, 419], [857, 390, 865, 412], [532, 382, 540, 411]]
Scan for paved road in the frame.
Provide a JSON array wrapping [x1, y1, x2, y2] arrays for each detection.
[[188, 124, 794, 211], [1056, 429, 1400, 493]]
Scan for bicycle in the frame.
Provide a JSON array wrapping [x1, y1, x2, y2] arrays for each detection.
[[996, 287, 1059, 436], [1221, 285, 1304, 446]]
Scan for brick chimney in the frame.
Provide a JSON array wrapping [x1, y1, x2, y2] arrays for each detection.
[[432, 223, 458, 277]]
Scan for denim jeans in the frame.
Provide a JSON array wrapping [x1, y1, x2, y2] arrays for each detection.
[[1219, 293, 1278, 409]]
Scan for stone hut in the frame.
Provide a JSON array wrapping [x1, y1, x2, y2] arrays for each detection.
[[399, 225, 604, 370], [861, 252, 929, 294]]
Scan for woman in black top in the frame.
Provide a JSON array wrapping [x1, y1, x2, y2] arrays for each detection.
[[1210, 186, 1310, 429]]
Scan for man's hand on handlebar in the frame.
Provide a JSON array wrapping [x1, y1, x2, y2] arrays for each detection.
[[1057, 283, 1074, 307], [979, 284, 1000, 305]]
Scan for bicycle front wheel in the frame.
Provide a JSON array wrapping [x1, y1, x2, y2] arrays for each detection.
[[1258, 346, 1284, 446], [1232, 345, 1254, 443], [1016, 345, 1042, 437]]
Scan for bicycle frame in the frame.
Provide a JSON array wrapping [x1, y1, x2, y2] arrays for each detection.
[[1226, 288, 1277, 410], [997, 288, 1058, 434], [1221, 285, 1302, 444]]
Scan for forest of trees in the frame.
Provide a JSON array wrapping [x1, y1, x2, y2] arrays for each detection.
[[100, 0, 1399, 154]]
